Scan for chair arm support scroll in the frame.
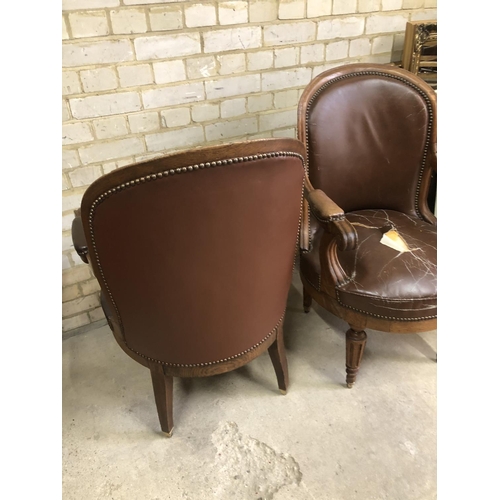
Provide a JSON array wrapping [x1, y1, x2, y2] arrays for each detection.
[[71, 213, 89, 264], [305, 188, 358, 251]]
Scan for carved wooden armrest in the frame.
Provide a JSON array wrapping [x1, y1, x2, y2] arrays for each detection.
[[71, 212, 89, 264], [305, 188, 358, 251]]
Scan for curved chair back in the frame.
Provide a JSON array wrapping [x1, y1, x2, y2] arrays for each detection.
[[298, 63, 437, 222], [80, 139, 305, 369]]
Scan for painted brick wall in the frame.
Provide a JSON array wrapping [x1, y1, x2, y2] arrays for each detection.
[[62, 0, 437, 334]]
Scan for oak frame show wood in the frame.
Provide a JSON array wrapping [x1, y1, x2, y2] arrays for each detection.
[[297, 64, 437, 388]]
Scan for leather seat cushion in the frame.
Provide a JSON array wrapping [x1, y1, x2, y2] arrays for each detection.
[[300, 209, 437, 321]]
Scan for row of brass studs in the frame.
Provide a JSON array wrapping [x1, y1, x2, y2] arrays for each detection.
[[133, 313, 285, 367], [89, 152, 303, 209], [88, 151, 304, 361], [335, 290, 437, 321]]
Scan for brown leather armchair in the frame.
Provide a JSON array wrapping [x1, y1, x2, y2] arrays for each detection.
[[71, 138, 306, 436], [298, 63, 437, 387]]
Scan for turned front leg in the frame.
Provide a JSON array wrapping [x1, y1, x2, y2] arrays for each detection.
[[345, 327, 367, 388]]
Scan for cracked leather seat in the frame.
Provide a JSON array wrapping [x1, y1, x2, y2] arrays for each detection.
[[297, 64, 437, 387]]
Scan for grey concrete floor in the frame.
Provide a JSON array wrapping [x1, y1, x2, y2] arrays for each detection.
[[63, 271, 437, 500]]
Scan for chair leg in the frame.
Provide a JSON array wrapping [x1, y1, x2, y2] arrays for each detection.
[[150, 364, 174, 437], [303, 286, 312, 313], [268, 323, 289, 394], [345, 326, 367, 388]]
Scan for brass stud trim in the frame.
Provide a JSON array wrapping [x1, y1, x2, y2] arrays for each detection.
[[87, 150, 306, 354], [303, 70, 435, 250]]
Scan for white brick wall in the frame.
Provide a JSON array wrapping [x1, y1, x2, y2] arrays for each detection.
[[274, 89, 299, 109], [333, 0, 357, 15], [63, 40, 133, 67], [186, 56, 217, 79], [94, 116, 129, 139], [62, 71, 82, 96], [263, 21, 315, 46], [219, 2, 248, 25], [300, 44, 325, 64], [274, 47, 299, 68], [205, 74, 260, 99], [62, 123, 94, 145], [185, 3, 217, 28], [259, 109, 296, 131], [63, 101, 71, 122], [359, 0, 381, 12], [61, 0, 437, 333], [118, 64, 154, 87], [307, 0, 332, 18], [261, 68, 311, 91], [203, 27, 261, 53], [134, 34, 201, 60], [366, 14, 409, 34], [145, 126, 205, 152], [160, 107, 191, 128], [68, 165, 103, 187], [79, 137, 145, 163], [205, 117, 258, 141], [372, 35, 394, 54], [317, 17, 365, 39], [153, 60, 186, 84], [142, 82, 205, 108], [62, 294, 101, 318], [326, 40, 349, 60], [217, 53, 246, 75], [220, 98, 246, 118], [110, 8, 148, 34], [70, 92, 141, 119], [382, 0, 404, 11], [80, 68, 118, 92], [62, 266, 92, 287], [63, 17, 70, 40], [279, 0, 306, 19], [63, 0, 119, 9], [62, 149, 80, 170], [249, 1, 278, 22], [247, 50, 274, 71], [149, 6, 183, 31], [68, 11, 109, 39], [349, 38, 372, 57], [248, 94, 274, 113], [192, 103, 220, 122]]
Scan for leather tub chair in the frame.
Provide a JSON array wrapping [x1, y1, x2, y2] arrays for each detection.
[[297, 63, 437, 387], [71, 138, 306, 436]]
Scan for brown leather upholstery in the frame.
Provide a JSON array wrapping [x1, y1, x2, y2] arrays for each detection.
[[73, 138, 306, 435], [305, 74, 432, 216], [297, 63, 437, 387], [301, 210, 437, 320]]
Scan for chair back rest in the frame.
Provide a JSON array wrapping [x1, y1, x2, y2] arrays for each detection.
[[298, 63, 437, 219], [80, 139, 305, 367]]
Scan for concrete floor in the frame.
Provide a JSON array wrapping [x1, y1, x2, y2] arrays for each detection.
[[63, 271, 437, 500]]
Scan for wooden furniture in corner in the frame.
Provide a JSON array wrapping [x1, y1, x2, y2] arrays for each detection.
[[401, 20, 437, 90]]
